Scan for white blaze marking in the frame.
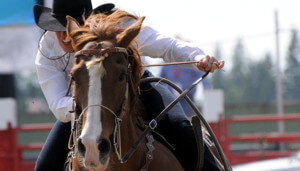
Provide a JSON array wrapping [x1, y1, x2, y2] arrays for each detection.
[[80, 56, 106, 147]]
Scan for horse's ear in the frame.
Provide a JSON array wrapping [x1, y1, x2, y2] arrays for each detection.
[[66, 15, 81, 37], [116, 16, 145, 47]]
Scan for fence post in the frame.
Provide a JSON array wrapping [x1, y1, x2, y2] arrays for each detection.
[[223, 118, 230, 162], [8, 122, 19, 171]]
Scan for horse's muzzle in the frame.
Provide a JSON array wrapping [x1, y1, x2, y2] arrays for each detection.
[[77, 138, 111, 169]]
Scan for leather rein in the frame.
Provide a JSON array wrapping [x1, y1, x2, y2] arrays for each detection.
[[66, 46, 210, 166]]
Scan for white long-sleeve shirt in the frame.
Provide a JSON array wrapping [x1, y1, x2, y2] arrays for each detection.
[[35, 25, 205, 122]]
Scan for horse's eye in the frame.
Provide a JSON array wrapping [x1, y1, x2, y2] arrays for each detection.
[[118, 72, 126, 82]]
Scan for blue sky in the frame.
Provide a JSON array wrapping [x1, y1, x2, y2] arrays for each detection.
[[0, 0, 36, 25]]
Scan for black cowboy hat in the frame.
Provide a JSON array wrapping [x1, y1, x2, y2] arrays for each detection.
[[93, 3, 115, 14], [34, 0, 115, 32]]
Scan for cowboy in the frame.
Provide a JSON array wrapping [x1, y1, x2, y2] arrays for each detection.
[[33, 0, 224, 170]]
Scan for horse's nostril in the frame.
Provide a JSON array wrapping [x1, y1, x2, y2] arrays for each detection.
[[77, 138, 86, 156], [98, 139, 110, 155]]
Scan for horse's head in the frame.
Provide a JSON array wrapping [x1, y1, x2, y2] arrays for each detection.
[[66, 11, 144, 170]]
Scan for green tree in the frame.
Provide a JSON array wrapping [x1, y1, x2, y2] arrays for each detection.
[[226, 38, 249, 104], [284, 29, 300, 101], [244, 53, 276, 103], [15, 71, 49, 114]]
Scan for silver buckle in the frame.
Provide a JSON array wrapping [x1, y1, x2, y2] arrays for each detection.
[[149, 119, 157, 130]]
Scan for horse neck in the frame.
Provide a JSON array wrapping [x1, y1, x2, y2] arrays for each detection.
[[109, 103, 146, 169], [120, 109, 144, 156]]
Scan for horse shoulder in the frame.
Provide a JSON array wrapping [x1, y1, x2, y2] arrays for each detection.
[[149, 141, 184, 171]]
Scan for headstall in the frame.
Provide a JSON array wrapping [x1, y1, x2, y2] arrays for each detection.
[[68, 46, 131, 164]]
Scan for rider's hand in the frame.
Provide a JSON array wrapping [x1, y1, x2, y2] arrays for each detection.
[[197, 55, 224, 73]]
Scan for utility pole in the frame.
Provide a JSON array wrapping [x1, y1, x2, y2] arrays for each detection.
[[274, 10, 284, 150]]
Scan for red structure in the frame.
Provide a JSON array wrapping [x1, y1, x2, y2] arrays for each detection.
[[214, 113, 300, 165], [1, 114, 300, 170], [0, 123, 52, 171]]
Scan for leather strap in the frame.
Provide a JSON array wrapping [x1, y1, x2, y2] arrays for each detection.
[[140, 134, 155, 171], [121, 72, 209, 163], [74, 47, 128, 58], [192, 115, 204, 171]]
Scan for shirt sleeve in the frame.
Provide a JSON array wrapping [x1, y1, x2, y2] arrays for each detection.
[[137, 26, 206, 70], [35, 32, 73, 122]]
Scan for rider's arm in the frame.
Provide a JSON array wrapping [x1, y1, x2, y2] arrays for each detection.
[[137, 25, 205, 70], [35, 31, 73, 122]]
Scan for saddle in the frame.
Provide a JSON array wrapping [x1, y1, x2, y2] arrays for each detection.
[[191, 115, 225, 171], [136, 113, 225, 171], [138, 70, 228, 171]]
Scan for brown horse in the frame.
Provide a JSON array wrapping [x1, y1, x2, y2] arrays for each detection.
[[66, 10, 183, 171]]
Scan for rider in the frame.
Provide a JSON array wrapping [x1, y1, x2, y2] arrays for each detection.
[[34, 0, 224, 170]]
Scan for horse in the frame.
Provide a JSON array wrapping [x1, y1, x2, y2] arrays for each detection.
[[65, 10, 184, 171]]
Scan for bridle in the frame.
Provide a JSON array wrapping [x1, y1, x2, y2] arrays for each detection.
[[67, 46, 208, 162], [68, 46, 164, 169], [68, 46, 132, 165], [73, 47, 129, 59], [65, 47, 130, 97], [67, 46, 231, 171]]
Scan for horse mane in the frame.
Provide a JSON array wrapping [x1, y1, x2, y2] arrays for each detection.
[[69, 10, 144, 115]]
